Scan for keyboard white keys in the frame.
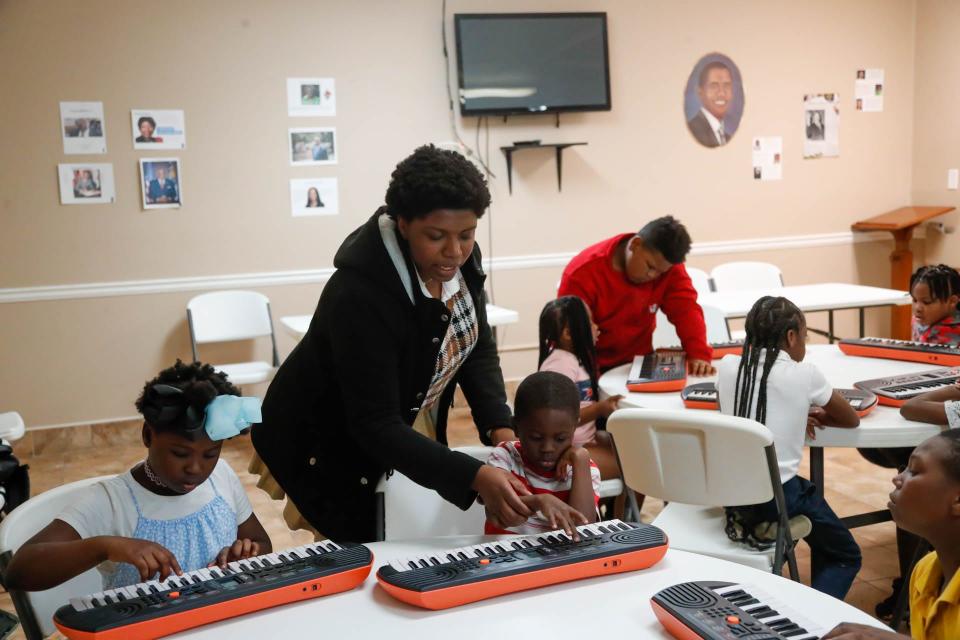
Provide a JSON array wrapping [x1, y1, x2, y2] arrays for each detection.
[[388, 520, 637, 572], [708, 582, 826, 640], [69, 597, 88, 612]]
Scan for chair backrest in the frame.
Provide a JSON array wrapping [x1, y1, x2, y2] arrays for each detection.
[[702, 304, 731, 343], [186, 290, 279, 365], [651, 310, 681, 350], [0, 476, 112, 639], [686, 267, 714, 296], [652, 304, 730, 349], [607, 408, 775, 506], [0, 412, 25, 442], [374, 447, 491, 541], [710, 262, 784, 292]]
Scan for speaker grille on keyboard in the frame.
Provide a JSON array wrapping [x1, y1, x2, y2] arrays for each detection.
[[610, 527, 667, 547], [656, 582, 721, 609]]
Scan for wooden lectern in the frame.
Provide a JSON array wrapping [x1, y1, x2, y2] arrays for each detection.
[[851, 205, 955, 339]]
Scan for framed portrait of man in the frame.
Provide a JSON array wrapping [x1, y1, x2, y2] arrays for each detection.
[[139, 158, 182, 209], [683, 53, 745, 148]]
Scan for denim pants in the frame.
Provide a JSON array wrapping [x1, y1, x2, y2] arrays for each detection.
[[745, 475, 862, 600]]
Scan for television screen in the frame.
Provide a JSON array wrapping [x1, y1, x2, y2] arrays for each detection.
[[454, 13, 610, 116]]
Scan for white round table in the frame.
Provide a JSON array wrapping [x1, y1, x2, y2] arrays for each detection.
[[599, 344, 945, 527], [172, 537, 885, 639]]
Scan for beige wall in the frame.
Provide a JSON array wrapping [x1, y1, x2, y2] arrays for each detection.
[[912, 0, 960, 264], [0, 0, 920, 427]]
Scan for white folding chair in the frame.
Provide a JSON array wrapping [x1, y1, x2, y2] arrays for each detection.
[[710, 261, 784, 292], [652, 304, 730, 350], [685, 266, 714, 296], [0, 476, 112, 640], [374, 446, 624, 541], [0, 413, 25, 443], [607, 408, 799, 579], [186, 291, 279, 386]]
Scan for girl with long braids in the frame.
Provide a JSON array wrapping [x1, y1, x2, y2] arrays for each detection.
[[717, 296, 861, 600]]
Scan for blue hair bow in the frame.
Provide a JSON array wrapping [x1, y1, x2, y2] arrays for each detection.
[[204, 395, 262, 441]]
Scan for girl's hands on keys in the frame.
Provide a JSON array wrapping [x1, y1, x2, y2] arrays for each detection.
[[472, 465, 532, 529], [807, 406, 827, 439], [597, 394, 623, 418], [533, 495, 589, 540], [102, 536, 182, 582], [211, 539, 261, 569]]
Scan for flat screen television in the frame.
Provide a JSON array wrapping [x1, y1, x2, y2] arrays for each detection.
[[454, 13, 610, 116]]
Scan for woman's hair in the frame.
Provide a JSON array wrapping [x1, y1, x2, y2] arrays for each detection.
[[305, 187, 323, 207], [538, 296, 598, 403], [384, 144, 490, 221], [135, 360, 239, 436], [513, 371, 580, 424], [910, 264, 960, 309], [137, 116, 156, 131], [732, 296, 804, 425], [935, 429, 960, 484]]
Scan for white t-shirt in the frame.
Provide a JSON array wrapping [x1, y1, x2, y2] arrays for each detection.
[[717, 351, 832, 483], [57, 459, 253, 585]]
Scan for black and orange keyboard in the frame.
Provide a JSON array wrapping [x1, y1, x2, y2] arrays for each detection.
[[855, 367, 960, 407], [681, 383, 878, 416], [681, 382, 719, 410], [662, 340, 744, 359], [652, 581, 827, 640], [839, 337, 960, 366], [376, 519, 667, 610], [54, 540, 372, 640], [627, 350, 687, 392]]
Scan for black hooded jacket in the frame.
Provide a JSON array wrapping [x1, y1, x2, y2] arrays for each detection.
[[252, 209, 512, 542]]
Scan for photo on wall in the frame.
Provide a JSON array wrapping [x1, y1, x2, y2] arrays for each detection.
[[683, 52, 745, 148], [751, 136, 782, 181], [289, 127, 337, 166], [290, 177, 339, 217], [286, 77, 336, 117], [131, 109, 186, 149], [57, 163, 115, 205], [803, 93, 840, 159], [854, 68, 884, 112], [139, 158, 182, 209], [60, 101, 107, 155]]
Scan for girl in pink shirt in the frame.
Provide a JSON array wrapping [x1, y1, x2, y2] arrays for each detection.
[[538, 296, 622, 481]]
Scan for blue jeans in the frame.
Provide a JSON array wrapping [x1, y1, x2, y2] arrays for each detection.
[[745, 475, 861, 600]]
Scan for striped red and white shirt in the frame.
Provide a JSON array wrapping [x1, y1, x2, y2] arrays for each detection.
[[484, 440, 601, 535]]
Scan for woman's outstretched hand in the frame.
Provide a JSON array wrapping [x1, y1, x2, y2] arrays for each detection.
[[472, 465, 532, 529]]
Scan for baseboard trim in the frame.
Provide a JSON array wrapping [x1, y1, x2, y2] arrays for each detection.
[[0, 230, 892, 304]]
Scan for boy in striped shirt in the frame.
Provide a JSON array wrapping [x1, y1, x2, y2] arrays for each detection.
[[484, 371, 601, 538]]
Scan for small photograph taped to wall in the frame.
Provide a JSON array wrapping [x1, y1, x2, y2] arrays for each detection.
[[854, 68, 884, 112], [289, 127, 337, 166], [287, 77, 336, 116], [57, 163, 115, 205], [751, 136, 782, 181], [140, 158, 182, 209], [803, 93, 840, 159], [131, 109, 186, 149], [60, 102, 107, 154], [290, 178, 339, 217]]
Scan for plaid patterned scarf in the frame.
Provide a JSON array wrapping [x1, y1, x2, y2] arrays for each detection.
[[421, 273, 479, 410]]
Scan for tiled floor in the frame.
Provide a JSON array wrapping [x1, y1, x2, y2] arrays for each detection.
[[0, 413, 902, 638]]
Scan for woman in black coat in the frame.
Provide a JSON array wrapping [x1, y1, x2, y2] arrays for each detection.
[[252, 145, 531, 542]]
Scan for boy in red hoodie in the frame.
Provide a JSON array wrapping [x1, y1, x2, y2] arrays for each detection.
[[558, 216, 713, 374]]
